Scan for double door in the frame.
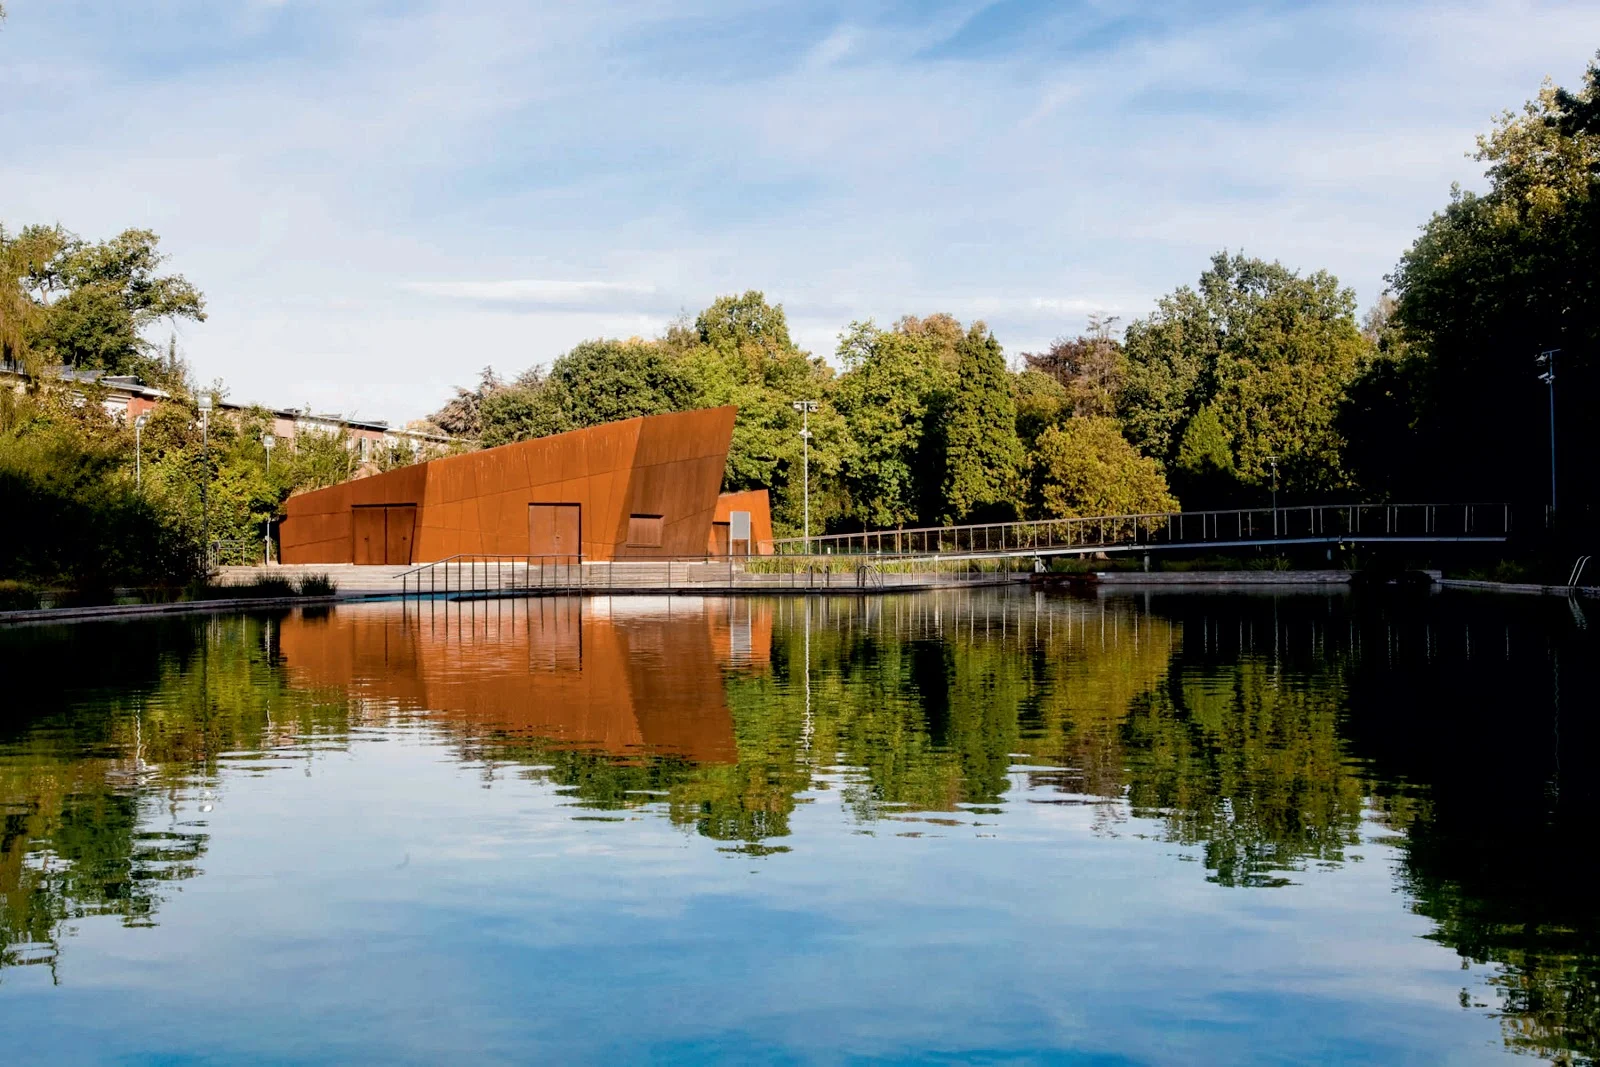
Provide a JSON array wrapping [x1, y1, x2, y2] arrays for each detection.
[[529, 503, 581, 562], [352, 505, 417, 564]]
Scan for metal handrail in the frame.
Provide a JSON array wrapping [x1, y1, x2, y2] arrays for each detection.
[[394, 551, 1019, 598], [768, 502, 1514, 556]]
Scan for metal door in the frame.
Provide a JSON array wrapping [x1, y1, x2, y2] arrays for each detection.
[[384, 505, 417, 564], [529, 503, 581, 562], [352, 507, 386, 564]]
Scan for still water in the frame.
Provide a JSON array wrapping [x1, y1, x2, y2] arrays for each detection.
[[1, 589, 1595, 1064]]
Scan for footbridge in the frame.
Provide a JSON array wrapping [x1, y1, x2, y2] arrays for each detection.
[[370, 503, 1511, 600], [769, 503, 1514, 561]]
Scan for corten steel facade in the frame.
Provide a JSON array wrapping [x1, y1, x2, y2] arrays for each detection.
[[279, 406, 770, 565], [708, 488, 775, 556]]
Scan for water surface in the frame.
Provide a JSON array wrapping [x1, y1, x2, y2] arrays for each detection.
[[1, 589, 1596, 1063]]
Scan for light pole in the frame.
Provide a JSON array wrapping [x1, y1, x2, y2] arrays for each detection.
[[1536, 348, 1559, 517], [134, 412, 149, 491], [262, 433, 276, 566], [1266, 455, 1279, 536], [792, 400, 818, 552], [197, 395, 212, 568]]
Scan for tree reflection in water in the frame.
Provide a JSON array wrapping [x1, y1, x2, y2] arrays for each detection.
[[0, 589, 1594, 1062]]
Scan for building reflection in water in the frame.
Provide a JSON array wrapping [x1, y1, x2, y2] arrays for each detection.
[[275, 596, 771, 764]]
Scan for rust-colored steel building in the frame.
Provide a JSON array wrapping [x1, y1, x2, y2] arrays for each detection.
[[279, 406, 773, 565]]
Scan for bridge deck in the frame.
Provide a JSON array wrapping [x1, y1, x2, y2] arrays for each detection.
[[769, 503, 1512, 559]]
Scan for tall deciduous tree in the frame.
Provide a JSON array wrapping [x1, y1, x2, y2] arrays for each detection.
[[834, 321, 950, 528], [1120, 252, 1367, 499], [940, 323, 1023, 522], [16, 227, 205, 384], [677, 292, 839, 524]]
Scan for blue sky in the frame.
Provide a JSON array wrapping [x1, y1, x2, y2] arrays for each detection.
[[3, 1, 1597, 423]]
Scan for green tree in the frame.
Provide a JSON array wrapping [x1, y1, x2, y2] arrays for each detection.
[[0, 385, 199, 587], [1011, 368, 1070, 452], [1381, 60, 1600, 509], [833, 321, 950, 528], [1120, 252, 1367, 497], [1170, 403, 1238, 506], [16, 227, 205, 384], [940, 323, 1023, 522], [0, 225, 57, 374], [428, 367, 501, 439], [552, 339, 697, 426], [476, 340, 696, 447], [674, 292, 844, 536], [1032, 416, 1177, 518]]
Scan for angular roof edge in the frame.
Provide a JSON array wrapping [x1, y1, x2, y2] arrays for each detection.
[[285, 405, 739, 502]]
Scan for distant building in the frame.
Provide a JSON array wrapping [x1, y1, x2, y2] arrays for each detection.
[[1, 362, 454, 476], [278, 406, 775, 565]]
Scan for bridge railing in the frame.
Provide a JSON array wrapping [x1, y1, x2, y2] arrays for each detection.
[[769, 503, 1513, 557]]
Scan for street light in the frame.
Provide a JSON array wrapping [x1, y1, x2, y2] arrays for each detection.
[[197, 395, 212, 568], [792, 400, 818, 552], [1265, 455, 1279, 536], [1536, 348, 1559, 517], [134, 412, 150, 491], [262, 433, 276, 566]]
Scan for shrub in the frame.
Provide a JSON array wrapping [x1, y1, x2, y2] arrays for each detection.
[[295, 573, 337, 597]]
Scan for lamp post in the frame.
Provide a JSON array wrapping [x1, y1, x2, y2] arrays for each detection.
[[262, 433, 276, 565], [1266, 455, 1279, 537], [134, 412, 149, 491], [197, 395, 212, 568], [791, 400, 818, 553], [1536, 348, 1559, 517]]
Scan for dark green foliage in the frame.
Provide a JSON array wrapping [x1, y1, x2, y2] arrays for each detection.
[[834, 321, 951, 528], [1120, 252, 1366, 502], [5, 225, 204, 383], [1380, 60, 1600, 511], [0, 393, 198, 588], [479, 379, 568, 448], [552, 340, 698, 426], [940, 324, 1023, 522], [1171, 404, 1239, 506], [479, 340, 697, 449]]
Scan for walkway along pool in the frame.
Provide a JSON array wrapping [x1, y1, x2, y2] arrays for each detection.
[[1, 588, 1595, 1063]]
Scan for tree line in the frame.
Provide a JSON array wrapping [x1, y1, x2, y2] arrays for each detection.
[[427, 57, 1599, 538]]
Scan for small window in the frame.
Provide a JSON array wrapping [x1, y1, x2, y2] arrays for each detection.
[[627, 514, 663, 547]]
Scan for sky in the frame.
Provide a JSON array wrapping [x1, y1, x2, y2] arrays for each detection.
[[2, 1, 1597, 425]]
